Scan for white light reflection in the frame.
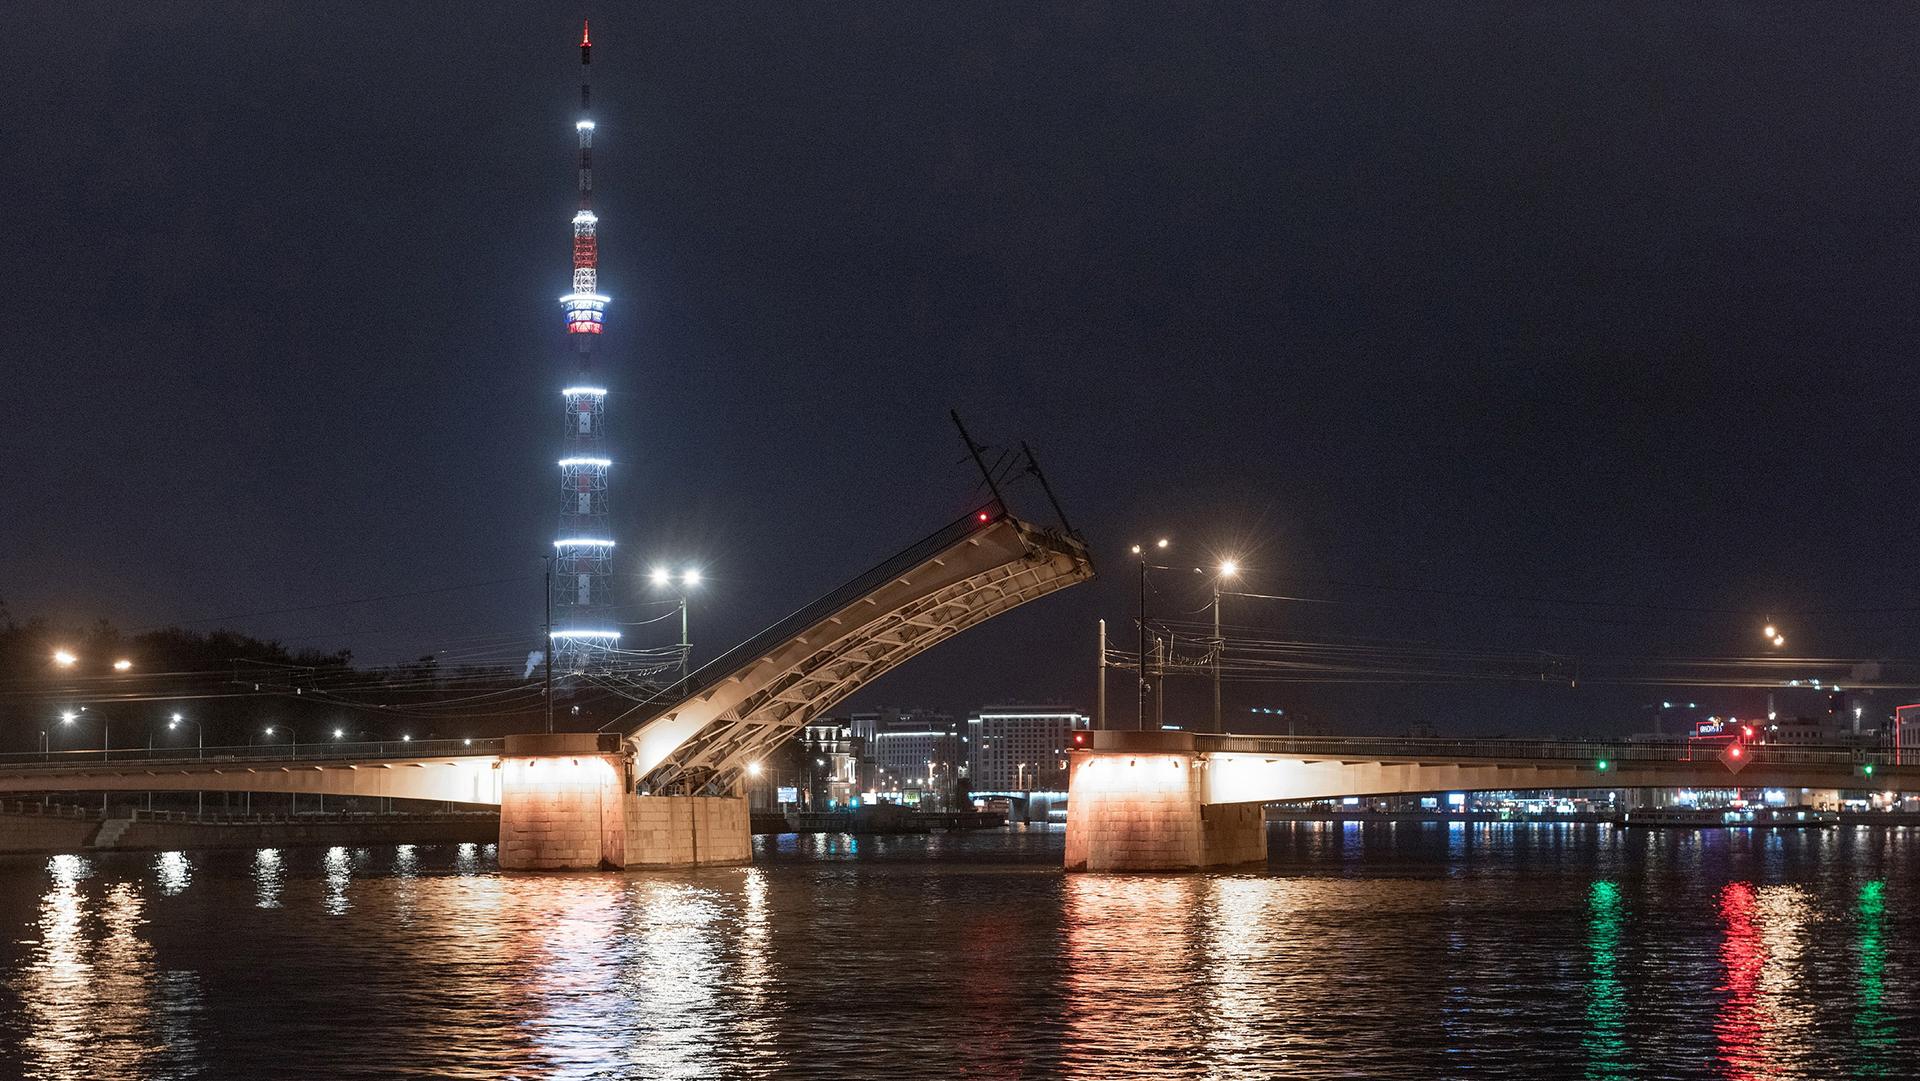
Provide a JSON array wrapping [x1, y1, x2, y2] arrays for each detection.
[[20, 855, 93, 1074], [153, 851, 191, 896], [1200, 876, 1299, 1072], [254, 849, 283, 909], [730, 869, 778, 1071], [455, 841, 479, 874], [323, 846, 352, 916], [1062, 875, 1207, 1072]]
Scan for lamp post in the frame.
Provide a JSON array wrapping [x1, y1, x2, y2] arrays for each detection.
[[263, 724, 300, 815], [1129, 539, 1170, 731], [169, 713, 203, 816], [60, 708, 107, 813], [1211, 559, 1239, 734], [649, 564, 703, 684]]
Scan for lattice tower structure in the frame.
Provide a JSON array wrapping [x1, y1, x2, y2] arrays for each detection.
[[552, 20, 617, 671]]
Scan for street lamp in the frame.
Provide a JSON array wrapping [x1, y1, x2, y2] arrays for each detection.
[[1129, 538, 1171, 731], [648, 564, 704, 677], [61, 707, 108, 812], [52, 649, 77, 667], [112, 658, 133, 671], [168, 713, 204, 814], [1210, 558, 1240, 734]]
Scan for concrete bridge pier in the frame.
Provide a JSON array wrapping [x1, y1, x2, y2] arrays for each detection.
[[1064, 733, 1266, 872], [498, 733, 751, 871]]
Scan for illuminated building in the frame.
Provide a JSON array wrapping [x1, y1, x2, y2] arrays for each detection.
[[968, 706, 1090, 793]]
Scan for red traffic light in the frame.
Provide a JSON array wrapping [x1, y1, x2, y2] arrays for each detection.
[[976, 511, 991, 523]]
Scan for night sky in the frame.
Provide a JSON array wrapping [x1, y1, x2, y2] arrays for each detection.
[[3, 3, 1917, 735]]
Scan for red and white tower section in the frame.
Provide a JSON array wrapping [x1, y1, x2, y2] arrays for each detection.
[[552, 21, 617, 670]]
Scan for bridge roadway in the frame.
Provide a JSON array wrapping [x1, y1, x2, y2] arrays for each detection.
[[0, 739, 504, 806], [1065, 729, 1916, 872]]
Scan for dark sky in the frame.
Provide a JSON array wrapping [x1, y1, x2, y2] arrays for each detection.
[[2, 3, 1917, 735]]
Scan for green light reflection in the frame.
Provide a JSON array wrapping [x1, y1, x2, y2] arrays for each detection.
[[1855, 880, 1891, 1076], [1583, 880, 1630, 1080]]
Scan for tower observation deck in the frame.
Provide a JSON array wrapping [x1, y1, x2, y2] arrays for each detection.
[[551, 21, 617, 671]]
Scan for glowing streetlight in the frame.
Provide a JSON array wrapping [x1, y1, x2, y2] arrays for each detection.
[[52, 650, 77, 667], [746, 761, 763, 777], [333, 728, 345, 739], [1208, 557, 1244, 735], [60, 710, 78, 724], [648, 562, 703, 675], [112, 659, 133, 671], [1129, 538, 1174, 732]]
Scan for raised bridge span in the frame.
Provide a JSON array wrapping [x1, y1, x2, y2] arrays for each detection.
[[0, 503, 1096, 869], [1066, 729, 1915, 872]]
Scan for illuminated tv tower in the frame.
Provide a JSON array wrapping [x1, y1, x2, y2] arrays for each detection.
[[551, 19, 617, 670]]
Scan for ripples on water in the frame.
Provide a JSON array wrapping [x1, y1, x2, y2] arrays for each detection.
[[0, 823, 1916, 1079]]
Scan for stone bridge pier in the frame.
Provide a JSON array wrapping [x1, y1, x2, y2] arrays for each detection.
[[1063, 732, 1266, 873], [498, 733, 751, 871]]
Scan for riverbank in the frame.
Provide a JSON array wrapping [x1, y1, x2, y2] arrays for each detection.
[[0, 801, 497, 855]]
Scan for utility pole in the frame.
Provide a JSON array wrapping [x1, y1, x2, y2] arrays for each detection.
[[1138, 555, 1148, 731], [544, 555, 554, 734], [1212, 580, 1222, 735], [1153, 635, 1165, 731], [1096, 619, 1107, 730]]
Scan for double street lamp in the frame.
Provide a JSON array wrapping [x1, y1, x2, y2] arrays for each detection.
[[1129, 539, 1171, 731], [1127, 541, 1244, 733], [648, 565, 703, 676]]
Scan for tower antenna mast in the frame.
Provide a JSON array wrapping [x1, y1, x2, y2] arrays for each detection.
[[551, 19, 619, 676]]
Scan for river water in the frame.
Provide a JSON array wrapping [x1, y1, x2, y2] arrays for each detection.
[[0, 822, 1914, 1079]]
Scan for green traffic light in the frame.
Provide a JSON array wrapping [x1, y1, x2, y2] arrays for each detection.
[[1864, 764, 1876, 777], [1596, 759, 1610, 772]]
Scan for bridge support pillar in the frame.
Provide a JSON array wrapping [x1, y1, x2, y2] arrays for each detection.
[[499, 734, 753, 870], [499, 734, 629, 870], [1064, 737, 1266, 872]]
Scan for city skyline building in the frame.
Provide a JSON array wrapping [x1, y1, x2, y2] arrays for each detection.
[[549, 21, 618, 671], [968, 706, 1090, 793]]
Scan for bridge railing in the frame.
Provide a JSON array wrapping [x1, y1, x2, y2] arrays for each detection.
[[0, 737, 504, 771], [1204, 734, 1889, 768]]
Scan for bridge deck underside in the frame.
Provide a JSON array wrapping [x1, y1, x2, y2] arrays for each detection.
[[632, 515, 1092, 793], [0, 756, 503, 805], [1195, 753, 1912, 805]]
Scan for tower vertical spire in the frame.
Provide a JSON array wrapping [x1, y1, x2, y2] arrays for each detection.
[[552, 22, 616, 670]]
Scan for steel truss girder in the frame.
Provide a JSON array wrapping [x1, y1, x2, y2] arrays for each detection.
[[631, 517, 1091, 794]]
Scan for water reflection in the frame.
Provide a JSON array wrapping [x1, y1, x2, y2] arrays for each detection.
[[622, 882, 725, 1078], [732, 868, 779, 1072], [323, 846, 352, 915], [153, 850, 191, 895], [253, 848, 283, 908], [1063, 875, 1206, 1071], [1855, 880, 1892, 1076], [1583, 881, 1629, 1080], [1716, 882, 1765, 1079], [14, 857, 204, 1079], [17, 855, 92, 1075]]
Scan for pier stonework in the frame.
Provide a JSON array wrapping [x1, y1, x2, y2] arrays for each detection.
[[1064, 732, 1267, 872], [497, 733, 751, 870]]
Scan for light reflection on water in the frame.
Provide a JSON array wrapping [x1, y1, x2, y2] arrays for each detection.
[[0, 824, 1916, 1078]]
